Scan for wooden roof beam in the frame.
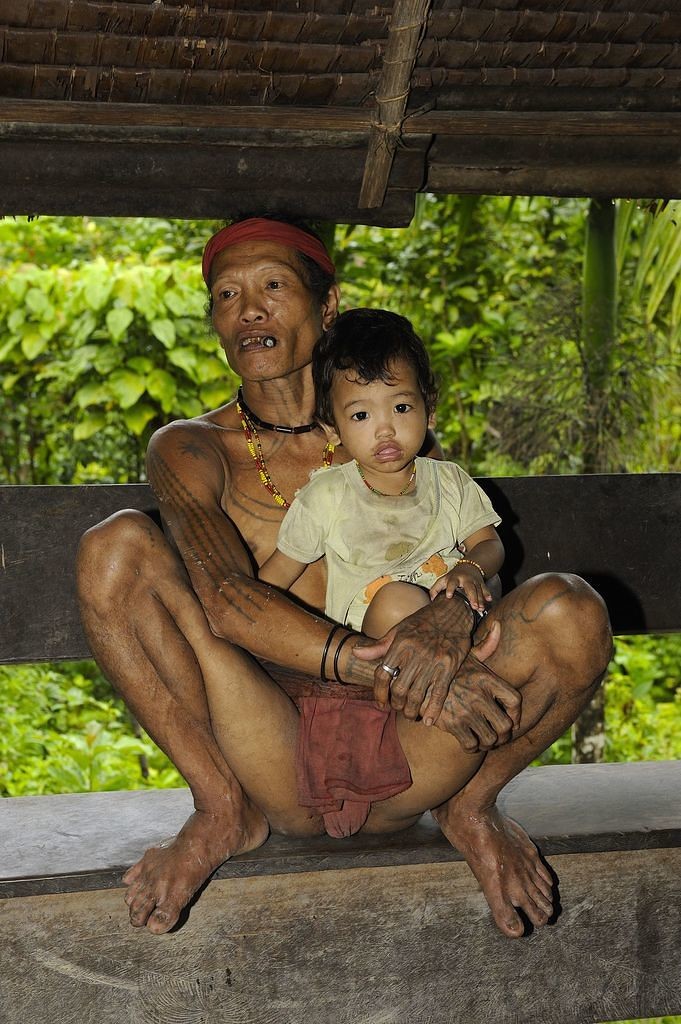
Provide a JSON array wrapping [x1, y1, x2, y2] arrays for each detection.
[[358, 0, 432, 209], [2, 101, 681, 139]]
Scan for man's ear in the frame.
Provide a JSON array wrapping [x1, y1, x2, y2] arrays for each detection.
[[321, 285, 341, 329], [428, 410, 437, 429]]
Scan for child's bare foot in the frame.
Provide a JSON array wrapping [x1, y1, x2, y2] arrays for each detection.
[[433, 796, 554, 937], [122, 801, 269, 934]]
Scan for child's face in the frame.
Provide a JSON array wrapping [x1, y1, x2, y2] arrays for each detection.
[[326, 357, 433, 476]]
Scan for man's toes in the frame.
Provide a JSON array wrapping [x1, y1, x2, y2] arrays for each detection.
[[122, 863, 141, 885], [521, 891, 551, 928], [530, 884, 553, 916], [128, 893, 158, 928], [535, 860, 554, 888], [493, 903, 526, 938], [147, 904, 178, 935]]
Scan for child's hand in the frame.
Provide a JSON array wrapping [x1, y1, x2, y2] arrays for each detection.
[[429, 562, 491, 613]]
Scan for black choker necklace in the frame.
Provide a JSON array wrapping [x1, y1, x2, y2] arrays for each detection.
[[236, 387, 317, 434]]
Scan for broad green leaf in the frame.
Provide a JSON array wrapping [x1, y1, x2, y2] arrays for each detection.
[[127, 356, 154, 374], [196, 355, 228, 384], [6, 275, 28, 302], [176, 395, 204, 418], [150, 318, 176, 347], [164, 287, 188, 317], [146, 368, 177, 412], [0, 335, 19, 360], [108, 368, 146, 409], [2, 372, 20, 392], [25, 288, 52, 317], [122, 401, 156, 435], [93, 345, 120, 375], [164, 283, 205, 318], [106, 306, 134, 342], [113, 273, 138, 307], [73, 413, 106, 441], [71, 310, 97, 345], [83, 267, 113, 310], [434, 328, 474, 358], [7, 308, 24, 331], [200, 380, 233, 406], [38, 319, 58, 340], [21, 329, 47, 359], [74, 382, 111, 409], [167, 346, 197, 376]]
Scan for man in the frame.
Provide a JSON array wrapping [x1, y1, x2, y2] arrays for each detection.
[[76, 216, 612, 939]]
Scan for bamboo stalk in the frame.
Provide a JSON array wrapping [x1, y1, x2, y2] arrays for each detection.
[[571, 198, 619, 766]]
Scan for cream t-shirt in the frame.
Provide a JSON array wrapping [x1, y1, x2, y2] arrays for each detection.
[[276, 457, 501, 630]]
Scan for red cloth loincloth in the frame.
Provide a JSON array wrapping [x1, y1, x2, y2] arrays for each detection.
[[294, 695, 412, 839]]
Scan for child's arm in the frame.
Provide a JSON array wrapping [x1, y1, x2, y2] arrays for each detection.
[[259, 549, 309, 591], [429, 526, 504, 613]]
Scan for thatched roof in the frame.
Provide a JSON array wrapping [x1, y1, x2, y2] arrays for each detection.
[[1, 1, 680, 225]]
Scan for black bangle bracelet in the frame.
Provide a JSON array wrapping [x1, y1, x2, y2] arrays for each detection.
[[451, 590, 487, 637], [320, 623, 342, 683], [333, 630, 358, 684]]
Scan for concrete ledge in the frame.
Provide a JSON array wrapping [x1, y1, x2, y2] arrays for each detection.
[[3, 762, 681, 1023], [3, 760, 681, 898]]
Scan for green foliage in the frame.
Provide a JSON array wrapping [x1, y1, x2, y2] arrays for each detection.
[[1, 202, 678, 482], [0, 660, 183, 795], [534, 633, 681, 767], [0, 217, 237, 484], [606, 1018, 681, 1024], [337, 195, 679, 476], [0, 215, 217, 266]]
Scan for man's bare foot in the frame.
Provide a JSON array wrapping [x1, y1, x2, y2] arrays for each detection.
[[122, 800, 269, 934], [432, 797, 554, 938]]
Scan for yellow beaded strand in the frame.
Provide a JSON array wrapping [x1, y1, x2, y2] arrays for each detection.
[[237, 397, 334, 510]]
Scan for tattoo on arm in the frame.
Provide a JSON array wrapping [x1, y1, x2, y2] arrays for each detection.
[[148, 448, 269, 625]]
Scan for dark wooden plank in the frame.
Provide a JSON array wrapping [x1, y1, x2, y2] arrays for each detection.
[[0, 484, 156, 663], [0, 183, 416, 226], [1, 471, 675, 663], [1, 473, 679, 664], [0, 139, 426, 190], [3, 761, 680, 897], [428, 158, 681, 199], [484, 473, 681, 634], [2, 848, 681, 1023]]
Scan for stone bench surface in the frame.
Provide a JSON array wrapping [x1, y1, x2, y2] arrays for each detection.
[[3, 760, 680, 898]]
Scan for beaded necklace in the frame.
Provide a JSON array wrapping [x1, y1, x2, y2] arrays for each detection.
[[236, 395, 334, 510], [236, 386, 316, 434], [356, 459, 416, 496]]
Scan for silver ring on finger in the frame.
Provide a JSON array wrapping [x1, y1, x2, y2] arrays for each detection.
[[381, 663, 401, 680]]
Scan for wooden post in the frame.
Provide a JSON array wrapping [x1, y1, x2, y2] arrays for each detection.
[[358, 0, 432, 209]]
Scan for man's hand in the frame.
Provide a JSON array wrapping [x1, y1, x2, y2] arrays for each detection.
[[354, 603, 521, 750], [428, 639, 521, 751]]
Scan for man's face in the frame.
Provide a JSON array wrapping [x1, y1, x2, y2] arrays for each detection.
[[209, 240, 339, 382]]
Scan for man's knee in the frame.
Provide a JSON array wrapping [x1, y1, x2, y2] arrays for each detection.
[[77, 509, 160, 612], [525, 571, 613, 678]]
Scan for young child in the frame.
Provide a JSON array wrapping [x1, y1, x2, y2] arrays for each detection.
[[259, 308, 504, 642]]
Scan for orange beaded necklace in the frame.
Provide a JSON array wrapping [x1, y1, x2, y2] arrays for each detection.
[[236, 393, 334, 510]]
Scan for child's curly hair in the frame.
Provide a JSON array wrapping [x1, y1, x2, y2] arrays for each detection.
[[313, 308, 438, 426]]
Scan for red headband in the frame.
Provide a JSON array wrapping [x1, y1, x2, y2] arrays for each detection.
[[202, 218, 335, 284]]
